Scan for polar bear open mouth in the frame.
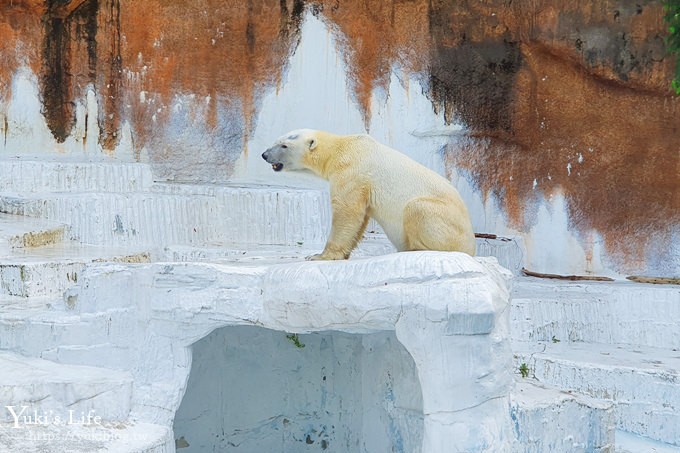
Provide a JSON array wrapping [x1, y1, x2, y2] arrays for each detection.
[[272, 163, 283, 172]]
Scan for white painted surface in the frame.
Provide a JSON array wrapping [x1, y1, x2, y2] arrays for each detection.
[[513, 341, 680, 445], [511, 278, 680, 348], [61, 252, 513, 452], [0, 244, 149, 297], [174, 328, 423, 453], [0, 421, 173, 453], [510, 380, 615, 453], [616, 430, 680, 453], [0, 350, 133, 421], [2, 68, 57, 156], [0, 160, 154, 193]]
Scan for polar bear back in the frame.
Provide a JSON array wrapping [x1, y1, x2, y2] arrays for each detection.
[[341, 135, 470, 250]]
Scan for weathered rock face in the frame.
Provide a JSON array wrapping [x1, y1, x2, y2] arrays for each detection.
[[0, 0, 677, 275], [75, 253, 513, 453], [1, 1, 304, 169], [431, 0, 679, 274], [119, 0, 305, 176]]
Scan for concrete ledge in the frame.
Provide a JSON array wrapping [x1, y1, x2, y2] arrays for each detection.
[[0, 421, 173, 453], [511, 380, 615, 453], [0, 299, 135, 362], [0, 351, 133, 422], [615, 430, 680, 453], [262, 253, 507, 335], [511, 278, 680, 349], [513, 341, 680, 445], [0, 160, 153, 193], [0, 213, 66, 249], [0, 193, 225, 246], [0, 186, 527, 271], [0, 246, 151, 297]]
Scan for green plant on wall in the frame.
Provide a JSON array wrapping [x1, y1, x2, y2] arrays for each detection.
[[286, 333, 305, 348], [664, 0, 680, 93], [519, 363, 530, 378]]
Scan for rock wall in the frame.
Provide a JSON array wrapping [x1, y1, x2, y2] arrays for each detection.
[[64, 252, 513, 453], [0, 0, 677, 276]]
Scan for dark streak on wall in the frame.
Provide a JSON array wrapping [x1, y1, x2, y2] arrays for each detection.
[[97, 0, 122, 150], [280, 0, 305, 39], [429, 41, 522, 132], [42, 0, 75, 143], [42, 0, 101, 143], [41, 0, 121, 147]]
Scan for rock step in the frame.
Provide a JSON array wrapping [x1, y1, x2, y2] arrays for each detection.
[[153, 182, 527, 268], [511, 277, 680, 349], [0, 298, 136, 364], [513, 341, 680, 446], [510, 380, 615, 453], [0, 192, 225, 247], [616, 430, 680, 453], [0, 159, 153, 193], [0, 421, 173, 453], [0, 213, 67, 249], [0, 185, 333, 247], [0, 351, 133, 422], [0, 187, 527, 271], [164, 233, 525, 274], [0, 244, 151, 297], [162, 233, 396, 264]]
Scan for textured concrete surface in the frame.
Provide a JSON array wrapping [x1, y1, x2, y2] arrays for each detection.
[[513, 341, 680, 445], [0, 421, 173, 453], [512, 278, 680, 348], [0, 351, 133, 422], [510, 380, 615, 453]]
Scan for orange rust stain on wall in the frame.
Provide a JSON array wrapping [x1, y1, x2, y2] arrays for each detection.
[[0, 1, 44, 101], [120, 0, 303, 155], [309, 0, 430, 128], [439, 1, 680, 272], [0, 1, 122, 146]]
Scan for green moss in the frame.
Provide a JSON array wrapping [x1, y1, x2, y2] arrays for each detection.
[[286, 333, 305, 348], [664, 0, 680, 93]]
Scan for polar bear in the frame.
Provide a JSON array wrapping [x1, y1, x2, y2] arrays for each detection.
[[262, 129, 476, 260]]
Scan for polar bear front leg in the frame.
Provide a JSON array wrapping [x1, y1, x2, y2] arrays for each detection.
[[307, 186, 370, 261]]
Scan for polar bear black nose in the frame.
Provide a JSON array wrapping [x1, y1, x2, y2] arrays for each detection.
[[261, 151, 269, 160]]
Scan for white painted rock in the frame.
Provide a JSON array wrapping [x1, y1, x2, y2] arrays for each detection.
[[66, 251, 513, 452]]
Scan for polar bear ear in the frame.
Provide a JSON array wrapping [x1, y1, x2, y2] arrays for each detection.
[[308, 138, 317, 151]]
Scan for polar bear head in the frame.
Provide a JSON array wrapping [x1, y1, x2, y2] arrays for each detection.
[[261, 129, 317, 173]]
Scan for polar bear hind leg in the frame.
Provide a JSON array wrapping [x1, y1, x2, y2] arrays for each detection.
[[403, 197, 476, 256]]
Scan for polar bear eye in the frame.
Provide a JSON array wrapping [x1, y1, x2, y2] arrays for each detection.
[[281, 144, 288, 149]]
